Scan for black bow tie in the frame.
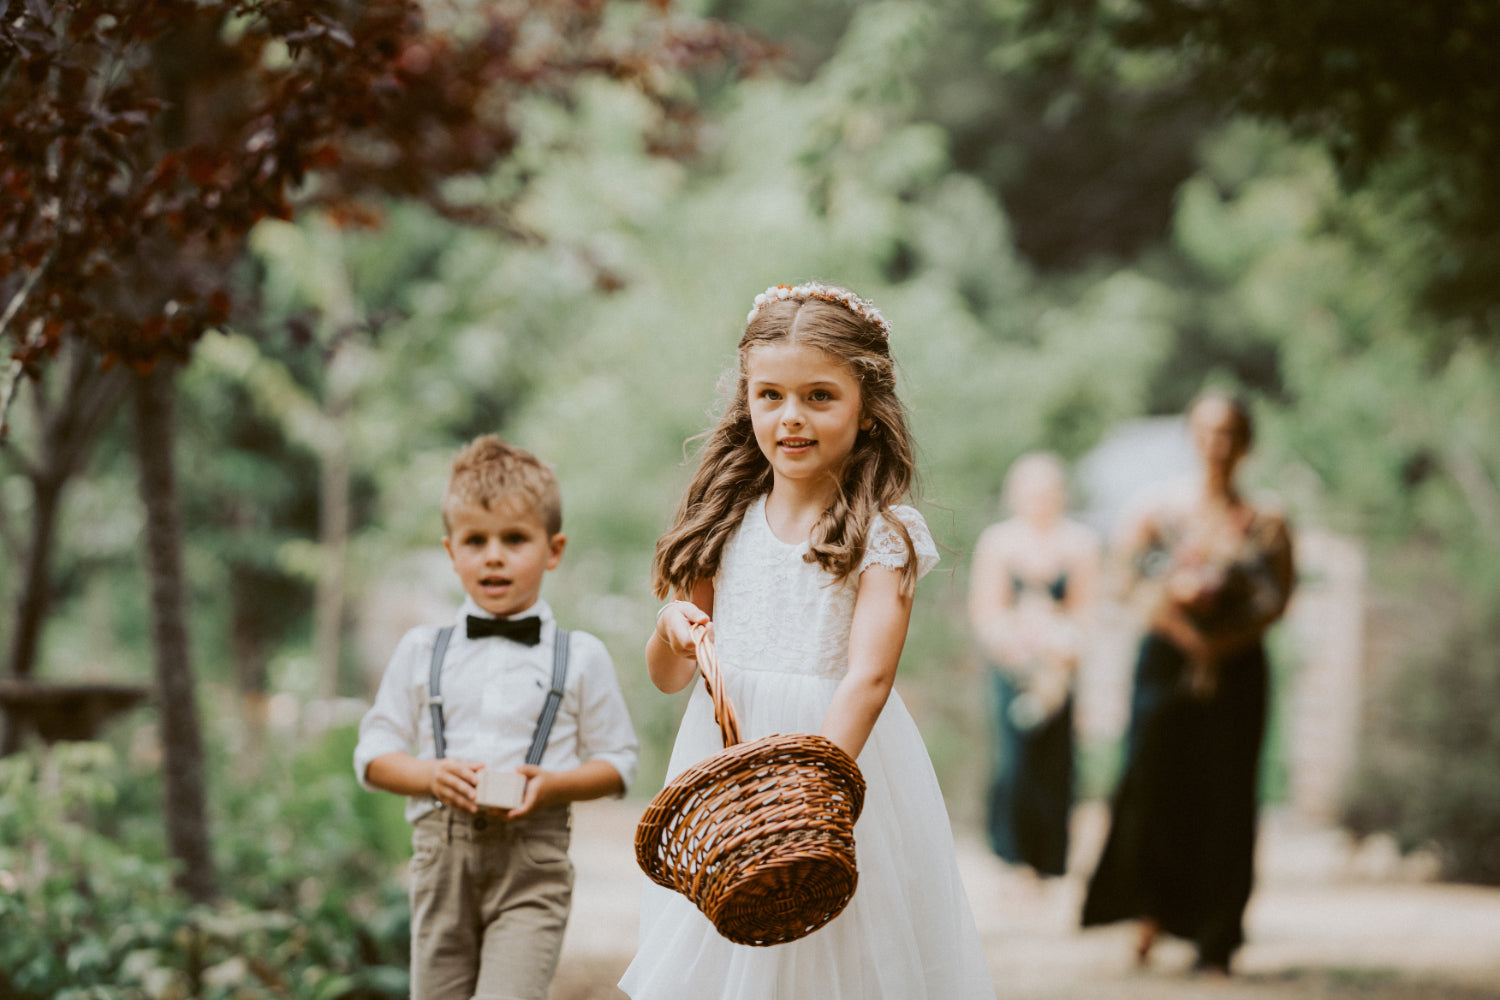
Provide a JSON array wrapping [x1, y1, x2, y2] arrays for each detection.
[[466, 615, 542, 645]]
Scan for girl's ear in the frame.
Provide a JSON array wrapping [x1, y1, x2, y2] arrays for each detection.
[[860, 414, 875, 432]]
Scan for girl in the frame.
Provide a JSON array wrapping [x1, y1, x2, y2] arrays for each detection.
[[618, 282, 995, 999]]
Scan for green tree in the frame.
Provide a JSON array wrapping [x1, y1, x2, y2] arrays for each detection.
[[1, 0, 754, 901], [1131, 119, 1500, 879], [1012, 0, 1500, 331], [0, 344, 126, 706], [435, 2, 1176, 784]]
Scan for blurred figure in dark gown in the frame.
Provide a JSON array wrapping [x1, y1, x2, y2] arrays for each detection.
[[1081, 390, 1295, 975]]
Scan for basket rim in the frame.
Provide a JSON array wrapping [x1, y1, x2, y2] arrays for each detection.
[[633, 627, 870, 947], [635, 731, 867, 888], [635, 732, 866, 830]]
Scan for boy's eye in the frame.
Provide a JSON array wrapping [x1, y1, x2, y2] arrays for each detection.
[[503, 533, 529, 545], [464, 535, 487, 547]]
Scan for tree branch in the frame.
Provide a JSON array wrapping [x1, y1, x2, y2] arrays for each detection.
[[1, 24, 135, 440], [52, 344, 128, 477], [0, 484, 22, 562], [0, 359, 24, 443], [0, 313, 47, 444]]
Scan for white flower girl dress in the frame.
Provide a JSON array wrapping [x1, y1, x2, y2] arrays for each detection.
[[619, 497, 995, 999]]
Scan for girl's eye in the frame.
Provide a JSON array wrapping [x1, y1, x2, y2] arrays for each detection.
[[758, 388, 781, 401], [809, 389, 832, 401]]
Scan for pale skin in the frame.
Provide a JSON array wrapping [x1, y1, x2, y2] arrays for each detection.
[[967, 456, 1100, 670], [364, 498, 623, 819], [1116, 397, 1295, 697], [647, 342, 910, 761]]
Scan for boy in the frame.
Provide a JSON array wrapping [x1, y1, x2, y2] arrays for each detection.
[[355, 434, 638, 1000]]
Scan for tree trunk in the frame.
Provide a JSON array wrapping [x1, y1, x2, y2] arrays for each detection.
[[230, 564, 270, 777], [5, 476, 61, 682], [3, 346, 126, 753], [133, 363, 215, 903], [314, 338, 358, 700], [0, 477, 62, 755], [314, 409, 351, 699]]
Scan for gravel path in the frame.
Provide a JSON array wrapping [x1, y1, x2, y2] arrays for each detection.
[[549, 799, 1500, 1000]]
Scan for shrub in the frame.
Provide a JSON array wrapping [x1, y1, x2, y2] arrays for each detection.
[[0, 728, 410, 999], [1343, 601, 1500, 884]]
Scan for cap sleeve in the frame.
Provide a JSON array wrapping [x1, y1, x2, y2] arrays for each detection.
[[859, 505, 940, 580]]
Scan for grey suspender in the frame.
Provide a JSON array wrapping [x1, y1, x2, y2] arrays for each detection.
[[428, 626, 457, 759], [528, 629, 570, 764], [428, 625, 571, 765]]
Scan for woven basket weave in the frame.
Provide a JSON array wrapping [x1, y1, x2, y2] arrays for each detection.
[[634, 624, 866, 947]]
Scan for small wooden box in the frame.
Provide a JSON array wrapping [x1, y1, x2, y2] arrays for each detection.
[[476, 769, 527, 810]]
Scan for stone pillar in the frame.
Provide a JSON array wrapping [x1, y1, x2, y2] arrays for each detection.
[[1283, 528, 1366, 823]]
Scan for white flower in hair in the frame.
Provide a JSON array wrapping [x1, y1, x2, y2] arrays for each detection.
[[744, 282, 893, 340]]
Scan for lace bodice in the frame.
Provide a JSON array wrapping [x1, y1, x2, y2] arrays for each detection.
[[712, 496, 939, 680]]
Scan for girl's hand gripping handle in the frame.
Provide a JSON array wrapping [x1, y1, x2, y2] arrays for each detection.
[[647, 599, 712, 694], [656, 600, 711, 658]]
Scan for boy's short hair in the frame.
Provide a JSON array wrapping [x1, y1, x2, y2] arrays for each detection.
[[442, 434, 563, 536]]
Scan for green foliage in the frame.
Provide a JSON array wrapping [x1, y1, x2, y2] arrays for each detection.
[[1345, 599, 1500, 885], [464, 3, 1178, 786], [1009, 0, 1500, 330], [910, 0, 1210, 271], [0, 736, 409, 999], [10, 0, 1500, 893]]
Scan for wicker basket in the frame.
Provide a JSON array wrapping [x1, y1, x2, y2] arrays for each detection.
[[634, 624, 866, 947]]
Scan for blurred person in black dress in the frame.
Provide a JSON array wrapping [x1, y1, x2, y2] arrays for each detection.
[[1081, 390, 1295, 975]]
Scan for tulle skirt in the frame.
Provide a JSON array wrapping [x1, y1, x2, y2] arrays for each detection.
[[619, 666, 995, 1000]]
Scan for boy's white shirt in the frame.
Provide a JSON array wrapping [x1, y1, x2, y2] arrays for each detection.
[[354, 596, 639, 824]]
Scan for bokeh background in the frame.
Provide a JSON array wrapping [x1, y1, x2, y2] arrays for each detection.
[[4, 1, 1499, 996]]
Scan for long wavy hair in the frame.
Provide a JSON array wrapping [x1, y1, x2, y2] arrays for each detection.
[[651, 286, 920, 599]]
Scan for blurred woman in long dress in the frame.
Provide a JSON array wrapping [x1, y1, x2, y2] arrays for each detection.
[[1081, 390, 1295, 975], [969, 452, 1100, 881]]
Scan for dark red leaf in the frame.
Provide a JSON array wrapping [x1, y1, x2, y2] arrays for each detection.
[[184, 148, 227, 187], [207, 289, 230, 321], [18, 241, 48, 267]]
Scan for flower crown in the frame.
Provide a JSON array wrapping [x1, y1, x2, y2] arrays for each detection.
[[745, 282, 892, 340]]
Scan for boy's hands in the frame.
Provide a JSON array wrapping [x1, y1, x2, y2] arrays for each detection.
[[482, 759, 625, 820], [428, 757, 483, 813], [499, 764, 550, 819]]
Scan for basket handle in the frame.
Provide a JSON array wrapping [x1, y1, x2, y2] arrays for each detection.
[[690, 622, 742, 748]]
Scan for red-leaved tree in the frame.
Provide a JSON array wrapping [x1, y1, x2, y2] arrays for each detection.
[[0, 0, 761, 901]]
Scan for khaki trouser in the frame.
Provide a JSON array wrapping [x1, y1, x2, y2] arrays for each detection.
[[409, 805, 574, 1000]]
